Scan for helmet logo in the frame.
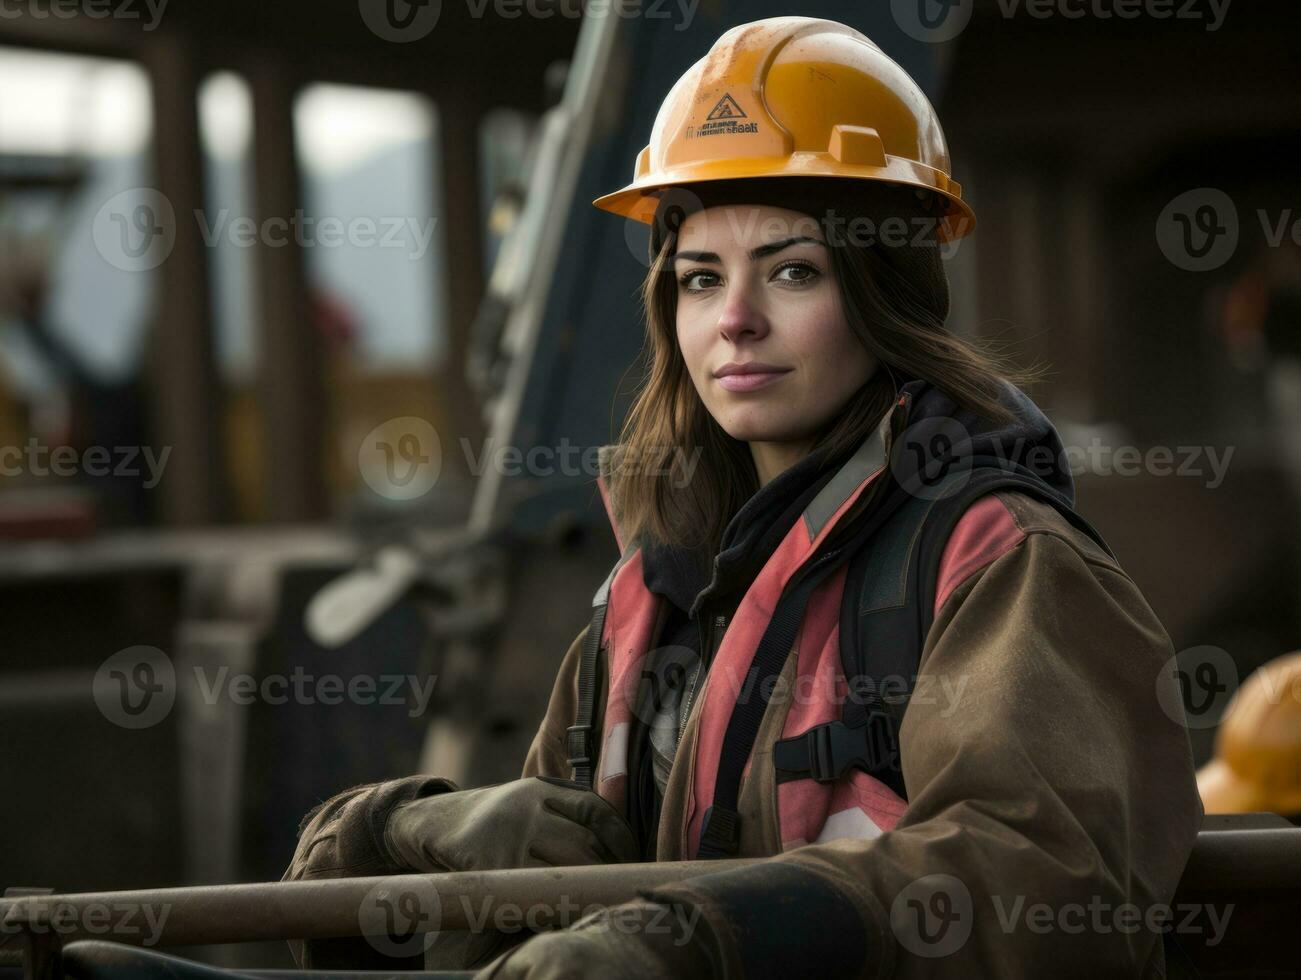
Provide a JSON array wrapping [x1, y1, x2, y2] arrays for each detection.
[[689, 93, 759, 139], [706, 93, 747, 121]]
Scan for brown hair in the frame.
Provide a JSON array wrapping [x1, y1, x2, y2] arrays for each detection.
[[608, 177, 1044, 555]]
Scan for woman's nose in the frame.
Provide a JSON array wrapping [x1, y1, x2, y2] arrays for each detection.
[[716, 282, 770, 344]]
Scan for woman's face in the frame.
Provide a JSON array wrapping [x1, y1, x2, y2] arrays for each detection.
[[673, 202, 878, 464]]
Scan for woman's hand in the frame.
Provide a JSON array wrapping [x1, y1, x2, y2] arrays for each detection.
[[283, 774, 457, 970], [384, 775, 640, 872], [473, 900, 717, 980]]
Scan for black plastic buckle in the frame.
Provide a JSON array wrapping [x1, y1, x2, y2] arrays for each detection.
[[808, 721, 861, 782], [774, 714, 898, 785], [565, 725, 592, 769]]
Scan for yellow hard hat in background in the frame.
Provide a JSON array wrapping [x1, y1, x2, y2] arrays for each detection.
[[1197, 650, 1301, 817], [592, 16, 976, 242]]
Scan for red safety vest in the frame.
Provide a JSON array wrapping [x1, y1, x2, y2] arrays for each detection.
[[575, 387, 1109, 857]]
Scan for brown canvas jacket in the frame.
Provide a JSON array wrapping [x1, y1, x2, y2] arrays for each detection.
[[522, 489, 1203, 978]]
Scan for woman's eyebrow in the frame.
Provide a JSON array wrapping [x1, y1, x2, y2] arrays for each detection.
[[673, 236, 826, 264]]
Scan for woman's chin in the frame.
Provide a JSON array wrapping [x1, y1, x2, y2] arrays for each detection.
[[716, 416, 809, 446]]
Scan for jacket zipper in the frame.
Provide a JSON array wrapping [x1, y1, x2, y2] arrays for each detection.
[[677, 611, 727, 745]]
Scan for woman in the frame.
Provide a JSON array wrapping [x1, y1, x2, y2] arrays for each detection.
[[286, 17, 1202, 978]]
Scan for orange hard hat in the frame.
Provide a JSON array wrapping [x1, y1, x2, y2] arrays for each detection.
[[1197, 650, 1301, 816], [592, 16, 975, 243]]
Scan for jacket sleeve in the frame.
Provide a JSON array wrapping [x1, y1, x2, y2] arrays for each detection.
[[640, 517, 1203, 979], [521, 624, 600, 780]]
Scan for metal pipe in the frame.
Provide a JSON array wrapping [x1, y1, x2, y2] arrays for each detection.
[[1173, 828, 1301, 891], [2, 826, 1298, 964], [0, 860, 753, 953]]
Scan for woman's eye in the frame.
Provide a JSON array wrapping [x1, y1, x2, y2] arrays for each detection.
[[677, 262, 819, 291], [772, 261, 819, 285], [678, 270, 719, 292]]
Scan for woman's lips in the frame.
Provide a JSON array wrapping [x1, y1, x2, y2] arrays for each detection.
[[716, 369, 792, 392]]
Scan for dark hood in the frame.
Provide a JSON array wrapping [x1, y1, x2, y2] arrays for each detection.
[[891, 375, 1076, 506], [637, 376, 1074, 619], [641, 443, 846, 618]]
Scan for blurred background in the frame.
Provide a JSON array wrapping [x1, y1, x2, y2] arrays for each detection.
[[0, 0, 1299, 969]]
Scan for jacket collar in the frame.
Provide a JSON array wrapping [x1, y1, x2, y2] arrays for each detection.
[[593, 375, 1071, 615]]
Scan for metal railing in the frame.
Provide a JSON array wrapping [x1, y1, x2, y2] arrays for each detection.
[[2, 824, 1298, 978]]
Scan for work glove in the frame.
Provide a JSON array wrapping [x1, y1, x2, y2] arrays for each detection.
[[472, 899, 718, 980], [284, 775, 639, 972], [383, 775, 641, 970], [283, 774, 458, 970], [288, 775, 456, 881], [384, 775, 641, 873]]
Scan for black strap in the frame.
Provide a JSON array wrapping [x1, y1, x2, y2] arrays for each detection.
[[775, 466, 1117, 799], [696, 480, 915, 858], [697, 552, 842, 858], [566, 599, 607, 789]]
